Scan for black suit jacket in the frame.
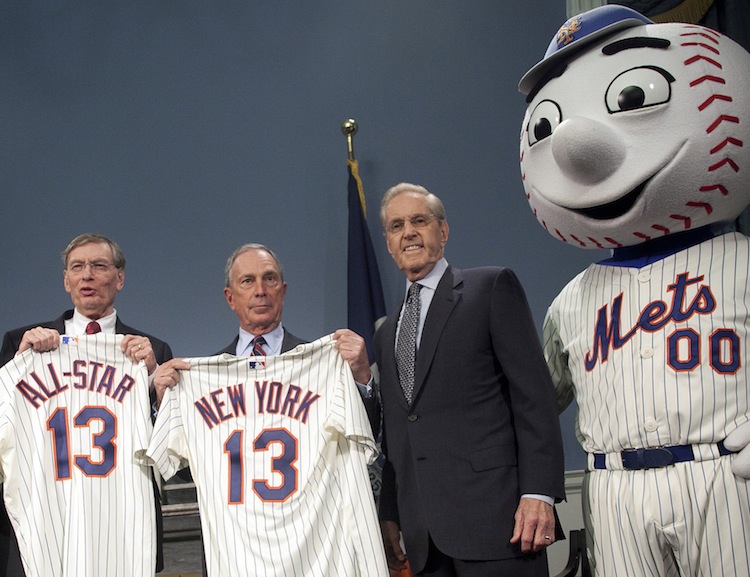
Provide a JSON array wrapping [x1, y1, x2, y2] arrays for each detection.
[[374, 266, 565, 573], [0, 310, 173, 576]]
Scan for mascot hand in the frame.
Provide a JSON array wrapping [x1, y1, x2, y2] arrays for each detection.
[[725, 422, 750, 479]]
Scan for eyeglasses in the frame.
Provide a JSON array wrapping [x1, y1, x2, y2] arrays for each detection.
[[385, 213, 440, 235], [67, 261, 116, 275]]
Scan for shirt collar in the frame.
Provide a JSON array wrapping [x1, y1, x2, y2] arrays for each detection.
[[237, 323, 285, 356], [67, 308, 118, 335], [405, 258, 448, 295]]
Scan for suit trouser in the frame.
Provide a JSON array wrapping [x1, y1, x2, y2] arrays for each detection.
[[418, 535, 549, 577]]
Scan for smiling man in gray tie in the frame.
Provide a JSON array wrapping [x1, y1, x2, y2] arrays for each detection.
[[375, 183, 565, 577]]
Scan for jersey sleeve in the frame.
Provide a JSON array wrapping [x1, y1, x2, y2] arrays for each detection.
[[142, 385, 190, 481], [544, 297, 575, 413], [0, 354, 29, 483], [323, 353, 378, 463]]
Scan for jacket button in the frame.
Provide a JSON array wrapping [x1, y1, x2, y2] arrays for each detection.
[[407, 414, 418, 422]]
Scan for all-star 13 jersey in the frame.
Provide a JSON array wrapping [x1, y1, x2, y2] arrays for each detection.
[[0, 334, 156, 577]]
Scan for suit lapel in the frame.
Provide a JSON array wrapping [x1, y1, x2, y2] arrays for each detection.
[[50, 310, 72, 333], [114, 318, 137, 335], [412, 267, 462, 404], [223, 336, 240, 355]]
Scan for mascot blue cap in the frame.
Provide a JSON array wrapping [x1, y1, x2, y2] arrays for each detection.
[[519, 4, 653, 95]]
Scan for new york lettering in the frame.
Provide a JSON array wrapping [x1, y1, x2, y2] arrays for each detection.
[[194, 380, 320, 429], [585, 272, 716, 370], [16, 360, 137, 408]]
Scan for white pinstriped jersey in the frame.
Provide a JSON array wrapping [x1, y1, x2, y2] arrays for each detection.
[[545, 232, 750, 454], [0, 334, 156, 577], [143, 335, 387, 577]]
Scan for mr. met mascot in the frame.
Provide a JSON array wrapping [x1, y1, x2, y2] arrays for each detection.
[[518, 4, 750, 576]]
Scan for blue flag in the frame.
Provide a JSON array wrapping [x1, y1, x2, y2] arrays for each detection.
[[347, 158, 386, 362]]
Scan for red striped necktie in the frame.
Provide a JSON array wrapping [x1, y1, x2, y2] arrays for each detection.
[[249, 336, 266, 367], [85, 321, 101, 335], [252, 336, 266, 357]]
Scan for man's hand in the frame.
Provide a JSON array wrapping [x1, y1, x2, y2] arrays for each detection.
[[380, 520, 408, 573], [152, 358, 191, 406], [509, 497, 556, 553], [332, 329, 372, 384], [725, 421, 750, 478], [17, 327, 61, 355], [121, 335, 158, 375]]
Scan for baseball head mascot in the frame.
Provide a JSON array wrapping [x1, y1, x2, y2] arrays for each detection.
[[519, 4, 750, 575]]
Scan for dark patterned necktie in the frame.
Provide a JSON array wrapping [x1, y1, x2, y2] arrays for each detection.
[[85, 321, 101, 335], [250, 336, 266, 367], [252, 336, 266, 357], [396, 283, 421, 404]]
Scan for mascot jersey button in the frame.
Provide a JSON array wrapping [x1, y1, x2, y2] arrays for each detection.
[[640, 347, 655, 358], [644, 419, 658, 432]]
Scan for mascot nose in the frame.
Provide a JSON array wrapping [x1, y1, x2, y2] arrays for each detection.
[[551, 117, 626, 185]]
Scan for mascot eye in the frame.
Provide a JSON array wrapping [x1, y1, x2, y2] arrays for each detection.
[[606, 66, 673, 113], [526, 100, 562, 146]]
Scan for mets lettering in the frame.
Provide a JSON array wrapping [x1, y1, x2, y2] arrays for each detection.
[[16, 360, 137, 408], [195, 380, 321, 429], [585, 272, 716, 370]]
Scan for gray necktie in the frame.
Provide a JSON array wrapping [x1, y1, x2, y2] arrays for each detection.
[[396, 283, 421, 404]]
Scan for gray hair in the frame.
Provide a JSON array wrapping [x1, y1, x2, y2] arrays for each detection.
[[379, 182, 447, 228], [61, 233, 126, 269], [224, 243, 285, 287]]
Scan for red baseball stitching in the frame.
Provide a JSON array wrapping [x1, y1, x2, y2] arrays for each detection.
[[686, 201, 713, 214], [570, 234, 587, 247], [698, 94, 732, 111], [681, 29, 740, 231]]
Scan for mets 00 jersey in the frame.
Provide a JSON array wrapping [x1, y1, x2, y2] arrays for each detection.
[[0, 334, 156, 577], [143, 334, 388, 577], [545, 231, 750, 456]]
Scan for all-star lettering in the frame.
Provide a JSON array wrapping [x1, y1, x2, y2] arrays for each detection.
[[16, 360, 137, 408]]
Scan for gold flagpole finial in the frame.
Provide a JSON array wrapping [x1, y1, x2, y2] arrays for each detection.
[[341, 119, 358, 161]]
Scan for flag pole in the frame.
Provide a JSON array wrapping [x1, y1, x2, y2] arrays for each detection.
[[341, 118, 358, 161]]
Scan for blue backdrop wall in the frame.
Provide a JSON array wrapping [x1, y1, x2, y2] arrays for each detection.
[[0, 2, 607, 469]]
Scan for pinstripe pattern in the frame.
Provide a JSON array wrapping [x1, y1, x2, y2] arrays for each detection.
[[145, 335, 387, 577], [0, 334, 156, 577], [584, 460, 750, 576], [545, 232, 750, 575]]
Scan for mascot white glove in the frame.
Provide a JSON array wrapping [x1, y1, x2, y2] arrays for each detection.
[[725, 422, 750, 479]]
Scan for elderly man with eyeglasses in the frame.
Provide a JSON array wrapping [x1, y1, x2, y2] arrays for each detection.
[[374, 183, 566, 577], [0, 232, 172, 577]]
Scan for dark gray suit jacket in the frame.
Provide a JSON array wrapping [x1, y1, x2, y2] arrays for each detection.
[[375, 266, 565, 573], [0, 309, 173, 576]]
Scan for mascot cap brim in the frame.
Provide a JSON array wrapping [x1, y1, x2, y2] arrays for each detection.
[[519, 4, 653, 96]]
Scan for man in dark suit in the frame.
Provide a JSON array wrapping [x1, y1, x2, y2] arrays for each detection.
[[155, 244, 378, 423], [213, 244, 305, 356], [153, 242, 380, 577], [375, 183, 565, 577], [0, 233, 173, 577]]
